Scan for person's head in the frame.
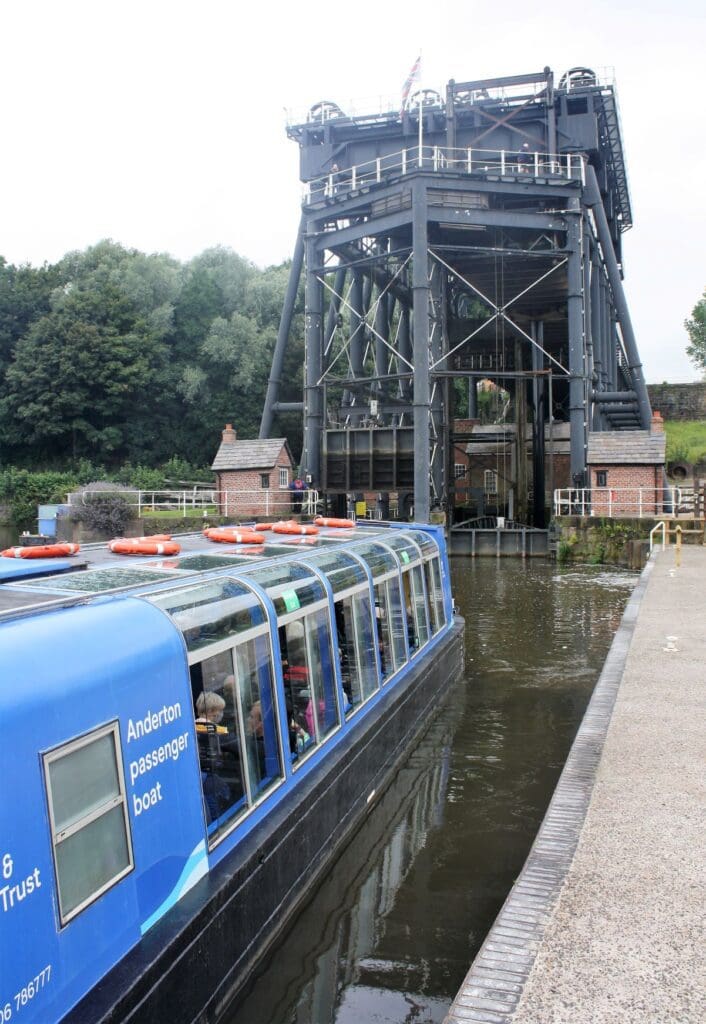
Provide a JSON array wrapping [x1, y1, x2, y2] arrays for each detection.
[[196, 691, 225, 723], [521, 142, 530, 150], [223, 674, 236, 704], [331, 163, 339, 171], [247, 700, 263, 737]]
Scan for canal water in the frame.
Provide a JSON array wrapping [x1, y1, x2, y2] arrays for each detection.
[[223, 559, 636, 1024]]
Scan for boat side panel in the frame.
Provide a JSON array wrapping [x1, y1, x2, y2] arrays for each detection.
[[0, 598, 204, 1023]]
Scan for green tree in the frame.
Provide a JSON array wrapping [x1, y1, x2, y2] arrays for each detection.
[[1, 282, 166, 462], [685, 288, 706, 373]]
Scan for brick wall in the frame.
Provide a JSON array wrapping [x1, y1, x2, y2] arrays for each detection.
[[589, 464, 664, 515], [216, 450, 294, 517]]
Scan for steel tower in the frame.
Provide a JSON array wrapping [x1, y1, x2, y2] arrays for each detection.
[[260, 67, 651, 524]]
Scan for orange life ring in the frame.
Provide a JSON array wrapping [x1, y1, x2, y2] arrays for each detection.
[[254, 523, 276, 531], [1, 543, 80, 559], [314, 517, 355, 529], [109, 540, 181, 556], [206, 529, 266, 545], [271, 522, 319, 536]]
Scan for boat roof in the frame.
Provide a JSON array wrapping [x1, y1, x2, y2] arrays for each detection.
[[0, 521, 439, 620]]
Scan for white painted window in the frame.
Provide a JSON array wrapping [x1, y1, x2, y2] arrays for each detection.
[[279, 468, 289, 488], [484, 469, 498, 494], [454, 463, 466, 479], [44, 723, 133, 924]]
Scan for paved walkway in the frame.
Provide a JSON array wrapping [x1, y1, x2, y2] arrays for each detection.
[[446, 546, 706, 1024]]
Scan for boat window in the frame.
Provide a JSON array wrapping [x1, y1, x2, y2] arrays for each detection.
[[304, 550, 367, 594], [190, 631, 283, 845], [146, 579, 267, 654], [306, 550, 379, 712], [335, 591, 379, 713], [279, 607, 339, 763], [407, 531, 446, 632], [423, 556, 445, 633], [43, 723, 133, 925], [351, 541, 398, 579], [401, 564, 430, 653], [244, 562, 326, 618], [374, 577, 407, 679], [383, 532, 422, 567]]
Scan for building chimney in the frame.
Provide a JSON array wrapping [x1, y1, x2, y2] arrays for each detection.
[[651, 411, 664, 434], [222, 423, 237, 443]]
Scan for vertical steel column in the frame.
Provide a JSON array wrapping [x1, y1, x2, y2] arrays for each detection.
[[467, 378, 478, 418], [545, 68, 557, 167], [590, 247, 604, 429], [583, 226, 595, 431], [584, 165, 652, 427], [303, 231, 323, 485], [259, 217, 305, 438], [600, 273, 612, 390], [567, 209, 587, 484], [429, 260, 444, 505], [397, 305, 412, 407], [531, 321, 546, 528], [514, 338, 528, 523], [345, 271, 365, 422], [412, 181, 431, 522]]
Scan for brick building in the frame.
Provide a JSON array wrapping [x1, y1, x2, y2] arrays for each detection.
[[587, 413, 666, 516], [211, 425, 295, 518], [452, 420, 571, 519]]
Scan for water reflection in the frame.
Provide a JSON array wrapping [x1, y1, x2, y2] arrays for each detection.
[[224, 560, 636, 1024]]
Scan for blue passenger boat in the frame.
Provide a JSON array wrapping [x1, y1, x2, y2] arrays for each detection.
[[0, 521, 463, 1023]]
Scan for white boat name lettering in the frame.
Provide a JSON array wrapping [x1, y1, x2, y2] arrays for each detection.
[[127, 702, 182, 741], [0, 868, 41, 914], [128, 732, 190, 785]]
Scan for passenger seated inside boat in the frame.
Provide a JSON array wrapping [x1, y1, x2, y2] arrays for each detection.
[[245, 700, 266, 776], [195, 692, 232, 822]]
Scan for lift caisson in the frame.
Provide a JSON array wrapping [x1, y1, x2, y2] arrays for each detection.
[[260, 67, 651, 526]]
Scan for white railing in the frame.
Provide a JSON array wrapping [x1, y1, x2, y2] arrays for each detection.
[[649, 521, 667, 554], [553, 487, 695, 519], [71, 489, 320, 518], [305, 144, 584, 203]]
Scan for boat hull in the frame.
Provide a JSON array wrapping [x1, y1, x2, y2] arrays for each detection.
[[66, 618, 464, 1024]]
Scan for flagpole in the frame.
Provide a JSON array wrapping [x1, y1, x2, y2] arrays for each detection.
[[418, 95, 423, 168], [418, 51, 423, 168]]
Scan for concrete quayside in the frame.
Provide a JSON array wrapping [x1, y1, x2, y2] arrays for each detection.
[[446, 545, 705, 1023]]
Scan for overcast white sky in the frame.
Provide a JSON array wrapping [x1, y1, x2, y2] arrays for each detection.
[[1, 0, 703, 383]]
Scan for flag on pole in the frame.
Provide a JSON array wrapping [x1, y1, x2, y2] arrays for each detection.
[[400, 54, 421, 118]]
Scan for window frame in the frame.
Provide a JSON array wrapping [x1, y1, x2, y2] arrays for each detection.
[[596, 470, 607, 487], [260, 473, 270, 489], [484, 469, 498, 495], [278, 467, 289, 489], [43, 721, 134, 927]]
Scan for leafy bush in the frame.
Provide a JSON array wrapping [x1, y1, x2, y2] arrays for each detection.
[[0, 467, 79, 528], [71, 491, 134, 536]]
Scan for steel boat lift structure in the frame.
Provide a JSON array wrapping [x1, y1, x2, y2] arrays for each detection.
[[260, 66, 651, 526]]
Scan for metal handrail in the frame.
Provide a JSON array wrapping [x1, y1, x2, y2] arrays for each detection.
[[649, 521, 667, 554], [306, 144, 585, 203], [69, 489, 320, 518], [553, 487, 691, 520]]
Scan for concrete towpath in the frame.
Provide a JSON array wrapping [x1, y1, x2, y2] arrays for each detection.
[[445, 545, 706, 1024]]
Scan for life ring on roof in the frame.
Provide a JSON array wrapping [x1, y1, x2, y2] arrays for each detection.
[[271, 522, 319, 536], [206, 529, 266, 545], [109, 540, 181, 556], [314, 517, 355, 529], [1, 543, 80, 559]]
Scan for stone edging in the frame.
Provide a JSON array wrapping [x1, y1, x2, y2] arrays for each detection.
[[444, 558, 654, 1024]]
